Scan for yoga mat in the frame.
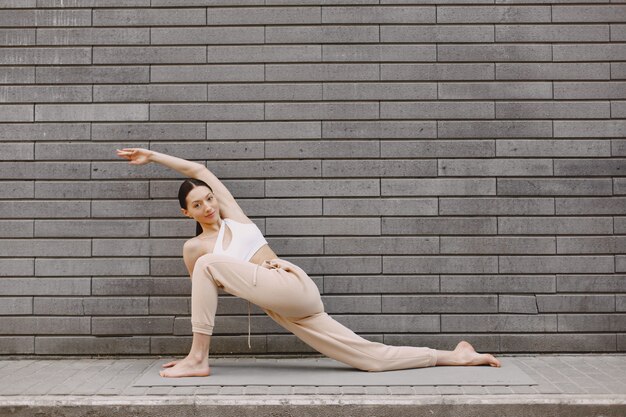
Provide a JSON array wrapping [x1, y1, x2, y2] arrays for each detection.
[[133, 357, 536, 386]]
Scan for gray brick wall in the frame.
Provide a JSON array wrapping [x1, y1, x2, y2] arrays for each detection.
[[0, 1, 624, 357]]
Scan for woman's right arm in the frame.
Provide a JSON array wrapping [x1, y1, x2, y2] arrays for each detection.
[[116, 148, 204, 178]]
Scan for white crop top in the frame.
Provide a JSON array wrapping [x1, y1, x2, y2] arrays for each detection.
[[212, 218, 268, 262]]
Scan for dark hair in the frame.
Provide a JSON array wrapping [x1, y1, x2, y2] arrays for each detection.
[[178, 178, 214, 236]]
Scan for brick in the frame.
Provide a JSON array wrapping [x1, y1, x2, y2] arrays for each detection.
[[322, 295, 381, 314], [498, 216, 613, 234], [383, 216, 496, 235], [150, 103, 263, 121], [152, 65, 255, 84], [501, 334, 615, 352], [557, 274, 626, 293], [35, 104, 149, 122], [209, 83, 321, 101], [0, 220, 33, 237], [36, 66, 149, 84], [149, 297, 189, 315], [441, 236, 555, 254], [378, 101, 494, 119], [324, 120, 436, 138], [438, 121, 552, 138], [439, 197, 554, 215], [497, 101, 608, 118], [323, 275, 439, 294], [0, 144, 32, 160], [0, 239, 90, 257], [92, 122, 204, 141], [326, 236, 438, 255], [382, 25, 489, 43], [92, 317, 173, 335], [0, 317, 90, 334], [382, 178, 495, 195], [206, 121, 319, 139], [442, 82, 552, 100], [0, 9, 91, 26], [37, 0, 149, 6], [382, 63, 492, 81], [92, 278, 190, 296], [92, 238, 185, 257], [441, 274, 555, 293], [83, 297, 149, 315], [383, 255, 498, 274], [37, 28, 149, 45], [0, 123, 89, 140], [35, 336, 150, 355], [208, 45, 319, 63], [151, 141, 262, 160], [442, 314, 557, 332], [616, 178, 626, 195], [555, 120, 626, 137], [0, 200, 90, 216], [537, 295, 615, 312], [35, 219, 148, 237], [554, 159, 626, 176], [266, 25, 378, 43], [437, 6, 551, 23], [0, 67, 35, 83], [382, 140, 494, 158], [560, 81, 626, 99], [496, 140, 610, 157], [266, 102, 378, 120], [94, 85, 207, 102], [35, 180, 149, 199], [0, 104, 32, 121], [557, 236, 626, 253], [552, 5, 626, 23], [499, 255, 614, 273], [0, 47, 90, 65], [438, 44, 551, 61], [34, 258, 149, 276], [556, 197, 626, 214], [498, 179, 612, 195], [331, 83, 436, 101], [496, 62, 608, 80], [266, 179, 378, 197], [0, 337, 34, 354], [323, 160, 436, 177], [613, 140, 626, 156], [0, 278, 90, 296], [0, 86, 91, 103], [496, 24, 608, 42], [326, 44, 435, 62], [0, 29, 35, 45], [0, 180, 35, 197], [382, 295, 497, 313], [93, 46, 206, 64], [499, 295, 538, 314], [322, 6, 433, 24], [266, 63, 379, 81], [324, 198, 437, 215], [151, 27, 264, 45], [439, 158, 553, 176], [33, 297, 83, 315], [0, 297, 32, 315], [93, 8, 205, 26], [266, 140, 378, 159], [558, 314, 626, 332]]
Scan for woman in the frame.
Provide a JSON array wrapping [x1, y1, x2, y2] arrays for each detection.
[[116, 147, 501, 378]]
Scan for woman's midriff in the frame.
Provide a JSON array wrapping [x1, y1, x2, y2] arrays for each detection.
[[249, 244, 279, 266]]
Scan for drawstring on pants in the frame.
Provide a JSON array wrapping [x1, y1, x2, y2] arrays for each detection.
[[247, 264, 259, 349]]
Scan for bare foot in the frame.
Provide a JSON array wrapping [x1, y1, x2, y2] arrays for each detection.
[[159, 356, 211, 378], [455, 340, 501, 367]]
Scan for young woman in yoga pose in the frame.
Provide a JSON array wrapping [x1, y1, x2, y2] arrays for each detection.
[[115, 148, 501, 378]]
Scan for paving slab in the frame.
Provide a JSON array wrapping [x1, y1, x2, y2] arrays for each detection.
[[0, 354, 624, 417]]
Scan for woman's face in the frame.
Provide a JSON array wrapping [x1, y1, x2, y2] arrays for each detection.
[[182, 186, 220, 223]]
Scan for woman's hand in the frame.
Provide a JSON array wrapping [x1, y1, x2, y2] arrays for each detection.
[[262, 259, 293, 272], [116, 148, 153, 165]]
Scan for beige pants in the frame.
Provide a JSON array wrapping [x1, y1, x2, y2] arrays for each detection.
[[191, 253, 438, 372]]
